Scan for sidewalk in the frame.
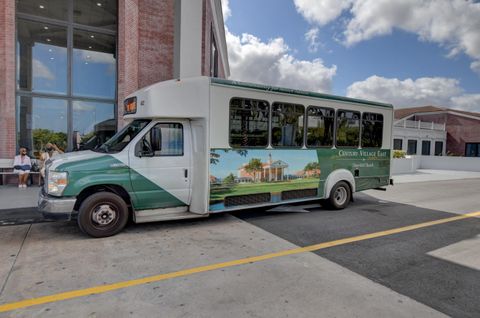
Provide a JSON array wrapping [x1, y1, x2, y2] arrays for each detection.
[[0, 185, 46, 225], [0, 185, 40, 209], [393, 169, 480, 184]]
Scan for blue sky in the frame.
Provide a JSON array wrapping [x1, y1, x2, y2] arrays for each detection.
[[222, 0, 480, 112]]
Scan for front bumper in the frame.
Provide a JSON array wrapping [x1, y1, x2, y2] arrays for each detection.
[[38, 189, 76, 220]]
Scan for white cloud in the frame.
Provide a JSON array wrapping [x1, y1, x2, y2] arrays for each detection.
[[80, 50, 115, 64], [221, 0, 231, 21], [226, 29, 336, 92], [471, 61, 480, 76], [294, 0, 480, 74], [32, 59, 54, 80], [347, 75, 480, 112], [451, 94, 480, 112], [305, 28, 320, 53], [293, 0, 352, 25]]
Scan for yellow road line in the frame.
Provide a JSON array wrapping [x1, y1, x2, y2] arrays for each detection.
[[1, 211, 479, 313]]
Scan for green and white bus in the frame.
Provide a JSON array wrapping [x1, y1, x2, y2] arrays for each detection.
[[39, 77, 393, 237]]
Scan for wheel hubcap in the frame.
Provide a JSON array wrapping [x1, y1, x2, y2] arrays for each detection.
[[334, 187, 347, 206], [92, 204, 117, 226]]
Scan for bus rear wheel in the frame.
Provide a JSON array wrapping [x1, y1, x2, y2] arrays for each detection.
[[326, 181, 351, 210], [77, 192, 128, 238]]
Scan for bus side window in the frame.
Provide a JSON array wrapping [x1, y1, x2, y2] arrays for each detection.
[[306, 106, 334, 147], [336, 110, 360, 148], [271, 102, 304, 148], [361, 112, 383, 148], [136, 123, 184, 157], [229, 98, 269, 148]]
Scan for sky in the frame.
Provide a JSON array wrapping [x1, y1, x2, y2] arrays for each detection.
[[221, 0, 480, 112]]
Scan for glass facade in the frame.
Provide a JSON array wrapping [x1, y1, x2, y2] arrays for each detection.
[[16, 0, 117, 155]]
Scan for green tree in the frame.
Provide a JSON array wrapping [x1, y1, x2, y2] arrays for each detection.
[[244, 158, 263, 182], [304, 162, 321, 177], [32, 129, 67, 153], [223, 173, 235, 185]]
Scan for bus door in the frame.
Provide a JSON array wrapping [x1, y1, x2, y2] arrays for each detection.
[[129, 120, 192, 210]]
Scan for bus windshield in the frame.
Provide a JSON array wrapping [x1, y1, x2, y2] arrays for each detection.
[[94, 119, 151, 154]]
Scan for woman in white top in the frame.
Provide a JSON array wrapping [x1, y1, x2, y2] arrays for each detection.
[[13, 147, 32, 188]]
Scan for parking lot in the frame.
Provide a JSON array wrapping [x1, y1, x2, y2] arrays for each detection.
[[0, 178, 479, 318]]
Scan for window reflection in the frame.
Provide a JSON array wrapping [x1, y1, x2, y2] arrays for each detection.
[[17, 20, 67, 94], [73, 30, 116, 99], [16, 96, 68, 158], [74, 0, 117, 30], [73, 101, 115, 150], [16, 0, 68, 21]]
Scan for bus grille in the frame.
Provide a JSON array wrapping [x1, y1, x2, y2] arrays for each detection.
[[281, 188, 318, 201], [224, 193, 271, 207]]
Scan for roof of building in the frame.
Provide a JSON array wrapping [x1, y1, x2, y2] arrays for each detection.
[[394, 105, 480, 120], [211, 78, 393, 109]]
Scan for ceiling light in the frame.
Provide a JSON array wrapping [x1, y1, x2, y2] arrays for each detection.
[[44, 26, 49, 30], [39, 5, 45, 9], [97, 3, 102, 7], [46, 38, 51, 42], [90, 35, 95, 38], [88, 46, 92, 49]]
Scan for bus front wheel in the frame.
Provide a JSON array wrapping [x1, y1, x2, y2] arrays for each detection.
[[77, 192, 129, 238], [327, 181, 351, 210]]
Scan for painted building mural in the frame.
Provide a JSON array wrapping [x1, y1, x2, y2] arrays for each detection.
[[209, 148, 390, 211]]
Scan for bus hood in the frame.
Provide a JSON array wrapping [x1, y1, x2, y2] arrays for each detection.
[[47, 151, 113, 172]]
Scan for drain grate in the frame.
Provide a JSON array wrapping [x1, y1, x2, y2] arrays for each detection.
[[224, 193, 271, 207], [281, 188, 318, 201]]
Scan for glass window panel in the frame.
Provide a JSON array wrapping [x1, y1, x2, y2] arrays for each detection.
[[361, 112, 383, 148], [407, 140, 417, 155], [16, 96, 68, 158], [271, 102, 304, 148], [435, 141, 443, 156], [73, 101, 115, 150], [74, 0, 117, 31], [306, 106, 334, 147], [16, 0, 68, 21], [422, 140, 431, 155], [73, 29, 116, 99], [17, 19, 67, 94], [336, 110, 360, 147], [229, 98, 269, 147], [393, 139, 403, 150]]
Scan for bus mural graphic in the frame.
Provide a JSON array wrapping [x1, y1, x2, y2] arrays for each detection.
[[209, 149, 322, 210]]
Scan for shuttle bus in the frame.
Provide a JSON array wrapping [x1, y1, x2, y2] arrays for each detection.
[[39, 77, 393, 237]]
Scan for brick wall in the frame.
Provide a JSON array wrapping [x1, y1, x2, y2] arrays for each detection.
[[0, 0, 16, 159], [445, 115, 480, 156]]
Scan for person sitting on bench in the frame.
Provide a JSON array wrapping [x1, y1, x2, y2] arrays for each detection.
[[13, 147, 31, 188]]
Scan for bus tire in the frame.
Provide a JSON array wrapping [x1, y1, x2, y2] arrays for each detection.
[[77, 192, 128, 238], [326, 181, 351, 210]]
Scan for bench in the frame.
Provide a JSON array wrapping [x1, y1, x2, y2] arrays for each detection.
[[0, 158, 41, 186]]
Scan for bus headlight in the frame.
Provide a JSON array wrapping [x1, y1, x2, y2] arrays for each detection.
[[48, 171, 68, 196]]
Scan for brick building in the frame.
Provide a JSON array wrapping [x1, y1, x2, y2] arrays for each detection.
[[0, 0, 229, 159], [394, 106, 480, 157]]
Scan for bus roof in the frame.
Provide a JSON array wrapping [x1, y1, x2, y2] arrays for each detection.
[[211, 78, 393, 109]]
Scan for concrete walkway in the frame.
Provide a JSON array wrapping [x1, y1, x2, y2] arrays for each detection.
[[393, 169, 480, 184], [0, 185, 40, 210]]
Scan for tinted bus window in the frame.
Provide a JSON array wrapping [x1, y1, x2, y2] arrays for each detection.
[[229, 98, 269, 147], [336, 110, 360, 147], [361, 112, 383, 148], [306, 106, 334, 147], [271, 102, 305, 147]]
